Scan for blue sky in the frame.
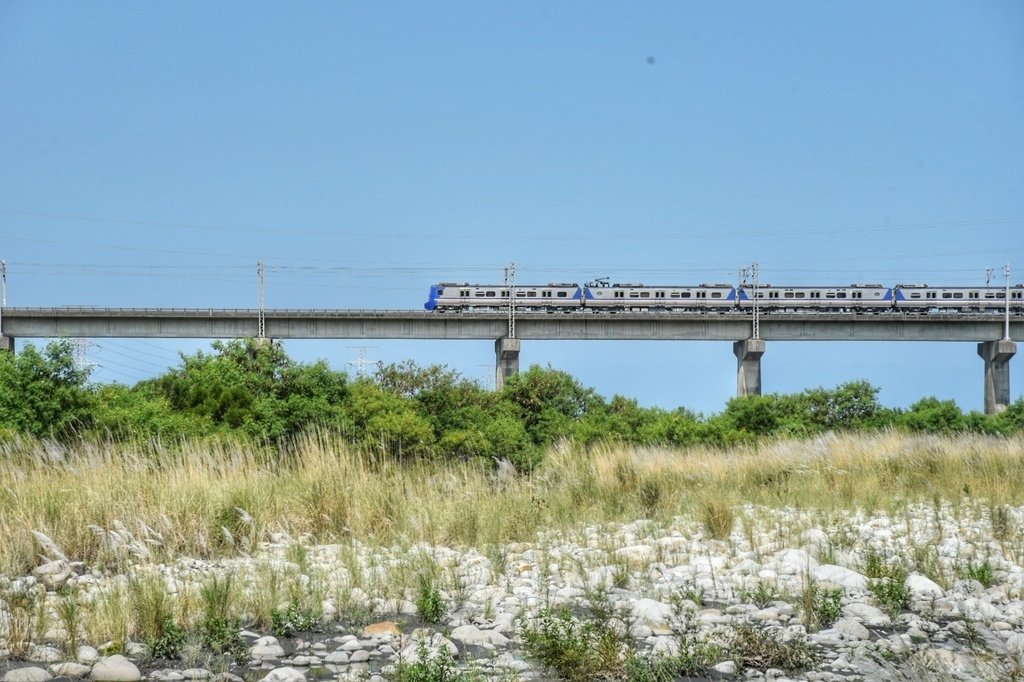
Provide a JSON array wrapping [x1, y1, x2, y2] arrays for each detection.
[[1, 1, 1022, 415]]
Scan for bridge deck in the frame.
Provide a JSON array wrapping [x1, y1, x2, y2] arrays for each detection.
[[2, 307, 1021, 341]]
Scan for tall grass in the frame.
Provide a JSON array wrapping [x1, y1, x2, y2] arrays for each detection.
[[1, 431, 1023, 574]]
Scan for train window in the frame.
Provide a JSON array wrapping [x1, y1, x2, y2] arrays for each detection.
[[811, 291, 820, 298], [640, 291, 650, 298], [770, 291, 780, 299], [670, 292, 680, 298], [909, 292, 921, 299], [558, 291, 567, 297], [836, 292, 846, 299], [852, 292, 861, 299], [953, 292, 963, 299], [681, 292, 691, 298], [784, 292, 794, 298], [655, 291, 665, 298], [485, 291, 495, 297], [711, 292, 722, 298], [460, 289, 469, 297], [698, 291, 707, 298], [614, 291, 624, 298], [926, 292, 937, 299], [942, 293, 951, 299]]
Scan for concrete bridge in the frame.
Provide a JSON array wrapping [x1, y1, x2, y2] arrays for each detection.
[[1, 307, 1021, 413]]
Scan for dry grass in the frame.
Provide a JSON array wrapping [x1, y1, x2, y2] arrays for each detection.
[[1, 430, 1023, 575]]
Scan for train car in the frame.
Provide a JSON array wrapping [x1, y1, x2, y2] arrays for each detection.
[[893, 284, 1024, 313], [424, 282, 582, 311], [736, 284, 893, 312], [582, 281, 736, 310]]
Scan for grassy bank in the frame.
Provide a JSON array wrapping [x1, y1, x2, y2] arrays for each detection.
[[1, 431, 1023, 576]]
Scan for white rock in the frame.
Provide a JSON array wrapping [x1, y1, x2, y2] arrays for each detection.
[[49, 663, 91, 678], [906, 573, 944, 599], [832, 617, 870, 641], [324, 650, 349, 664], [773, 549, 819, 575], [713, 661, 737, 675], [251, 636, 286, 659], [77, 646, 100, 665], [90, 655, 141, 682], [32, 561, 73, 591], [257, 668, 305, 682], [630, 598, 674, 636], [348, 650, 370, 663], [5, 668, 52, 682], [812, 564, 868, 591], [27, 645, 63, 663], [449, 624, 510, 647]]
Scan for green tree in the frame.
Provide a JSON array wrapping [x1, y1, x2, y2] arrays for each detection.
[[0, 340, 93, 438], [149, 339, 349, 440], [899, 397, 966, 434], [803, 381, 881, 429], [502, 365, 599, 445]]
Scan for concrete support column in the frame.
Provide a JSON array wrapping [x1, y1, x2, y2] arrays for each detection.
[[494, 337, 521, 391], [0, 335, 13, 353], [978, 339, 1016, 414], [733, 338, 766, 397]]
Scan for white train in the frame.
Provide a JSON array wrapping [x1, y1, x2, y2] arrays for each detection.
[[425, 281, 1024, 313]]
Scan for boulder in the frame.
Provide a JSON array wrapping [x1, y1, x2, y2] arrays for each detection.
[[90, 656, 141, 682]]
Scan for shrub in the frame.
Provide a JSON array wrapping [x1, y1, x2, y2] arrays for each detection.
[[729, 623, 817, 671], [271, 602, 320, 637], [415, 575, 447, 625], [393, 641, 474, 682], [521, 604, 632, 682]]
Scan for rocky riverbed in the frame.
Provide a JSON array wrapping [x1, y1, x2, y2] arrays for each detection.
[[2, 500, 1023, 681]]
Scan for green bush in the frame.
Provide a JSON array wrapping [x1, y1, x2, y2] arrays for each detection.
[[415, 575, 446, 625]]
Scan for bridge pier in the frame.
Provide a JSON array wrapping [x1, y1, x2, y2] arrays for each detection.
[[734, 338, 765, 397], [0, 335, 13, 353], [495, 337, 520, 391], [978, 339, 1016, 414]]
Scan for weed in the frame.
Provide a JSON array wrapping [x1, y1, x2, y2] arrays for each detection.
[[392, 640, 476, 682], [416, 574, 447, 624], [991, 504, 1014, 544], [84, 584, 130, 654], [129, 573, 186, 660], [55, 589, 84, 658], [700, 498, 735, 541], [958, 558, 995, 588], [1, 583, 45, 659], [625, 631, 722, 681], [670, 578, 705, 610], [271, 602, 320, 637], [868, 564, 911, 620], [800, 577, 843, 632], [729, 623, 818, 672], [741, 579, 780, 609], [521, 602, 633, 682], [198, 573, 247, 663]]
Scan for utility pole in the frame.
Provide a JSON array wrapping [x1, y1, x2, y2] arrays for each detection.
[[1005, 263, 1011, 341], [0, 260, 6, 336], [504, 262, 516, 339], [257, 260, 266, 340], [740, 262, 760, 340]]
